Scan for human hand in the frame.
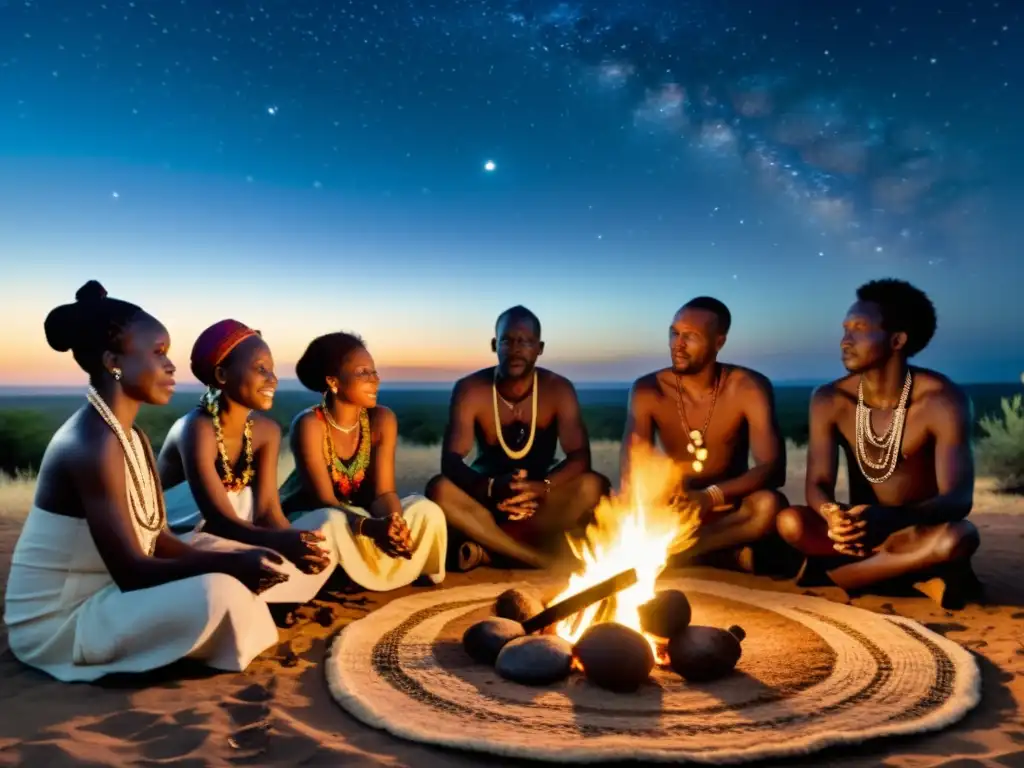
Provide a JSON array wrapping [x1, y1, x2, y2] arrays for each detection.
[[225, 548, 290, 594], [825, 504, 869, 556], [365, 514, 414, 560], [274, 529, 332, 575], [491, 469, 525, 502], [839, 505, 894, 551]]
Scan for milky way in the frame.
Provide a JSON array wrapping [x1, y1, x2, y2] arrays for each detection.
[[496, 0, 995, 265]]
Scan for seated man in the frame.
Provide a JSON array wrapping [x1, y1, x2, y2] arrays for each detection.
[[427, 305, 610, 570], [623, 296, 790, 574], [776, 279, 981, 608]]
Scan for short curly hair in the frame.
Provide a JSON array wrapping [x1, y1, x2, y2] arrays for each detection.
[[856, 278, 937, 358], [294, 332, 366, 392]]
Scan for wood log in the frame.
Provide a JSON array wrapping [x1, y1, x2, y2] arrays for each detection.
[[521, 568, 638, 634]]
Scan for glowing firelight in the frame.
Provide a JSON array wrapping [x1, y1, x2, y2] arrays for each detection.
[[550, 440, 702, 663]]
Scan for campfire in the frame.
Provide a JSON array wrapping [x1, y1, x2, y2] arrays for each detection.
[[548, 441, 700, 663], [462, 442, 748, 692]]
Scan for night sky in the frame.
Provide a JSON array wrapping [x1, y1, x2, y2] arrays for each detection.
[[1, 0, 1021, 386]]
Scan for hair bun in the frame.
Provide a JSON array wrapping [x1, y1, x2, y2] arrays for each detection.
[[75, 280, 108, 303], [43, 303, 80, 353]]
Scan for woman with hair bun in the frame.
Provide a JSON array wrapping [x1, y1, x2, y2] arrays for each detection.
[[278, 332, 448, 590], [3, 282, 283, 683], [157, 319, 334, 605]]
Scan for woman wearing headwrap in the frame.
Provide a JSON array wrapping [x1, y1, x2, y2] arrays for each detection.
[[3, 282, 283, 683], [277, 332, 448, 591], [158, 320, 335, 605]]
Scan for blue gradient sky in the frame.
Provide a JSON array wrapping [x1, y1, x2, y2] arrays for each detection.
[[1, 1, 1021, 386]]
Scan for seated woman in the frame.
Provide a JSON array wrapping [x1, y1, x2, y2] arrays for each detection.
[[3, 281, 283, 683], [278, 332, 448, 591], [157, 319, 334, 605]]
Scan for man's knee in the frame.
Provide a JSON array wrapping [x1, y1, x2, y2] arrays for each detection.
[[744, 489, 787, 539], [425, 474, 451, 505], [933, 520, 981, 563], [776, 505, 813, 546]]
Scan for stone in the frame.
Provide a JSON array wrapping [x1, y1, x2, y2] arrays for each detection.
[[573, 622, 654, 692], [462, 618, 525, 665], [494, 587, 545, 624], [638, 589, 692, 639], [668, 624, 746, 682], [494, 635, 574, 685]]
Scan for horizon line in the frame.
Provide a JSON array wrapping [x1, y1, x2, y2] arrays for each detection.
[[1, 375, 1021, 397]]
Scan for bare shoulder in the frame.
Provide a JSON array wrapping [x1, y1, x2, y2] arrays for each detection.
[[724, 365, 773, 397], [912, 368, 970, 416], [370, 404, 398, 428], [452, 368, 493, 402], [251, 412, 283, 446], [809, 377, 852, 417], [538, 368, 580, 400], [629, 371, 662, 399], [290, 406, 322, 437]]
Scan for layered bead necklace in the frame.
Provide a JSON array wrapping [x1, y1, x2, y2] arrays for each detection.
[[199, 389, 255, 492], [854, 370, 912, 484], [492, 370, 538, 460], [315, 400, 371, 500], [86, 386, 165, 554]]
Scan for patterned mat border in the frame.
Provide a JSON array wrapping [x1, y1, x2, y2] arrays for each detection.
[[325, 579, 982, 764]]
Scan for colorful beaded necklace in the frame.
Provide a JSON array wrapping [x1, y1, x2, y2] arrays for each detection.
[[199, 389, 255, 492], [314, 404, 371, 500]]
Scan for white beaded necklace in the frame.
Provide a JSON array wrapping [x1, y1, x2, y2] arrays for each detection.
[[854, 371, 912, 485], [86, 386, 166, 550]]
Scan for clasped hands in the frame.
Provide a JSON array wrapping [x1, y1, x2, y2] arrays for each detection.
[[493, 469, 549, 521], [825, 504, 890, 557]]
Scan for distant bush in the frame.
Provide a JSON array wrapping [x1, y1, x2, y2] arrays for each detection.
[[976, 392, 1024, 493]]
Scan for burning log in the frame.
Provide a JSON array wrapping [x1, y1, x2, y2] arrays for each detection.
[[521, 568, 638, 635]]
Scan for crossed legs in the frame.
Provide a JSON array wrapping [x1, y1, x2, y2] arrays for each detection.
[[426, 472, 609, 569], [776, 505, 981, 596]]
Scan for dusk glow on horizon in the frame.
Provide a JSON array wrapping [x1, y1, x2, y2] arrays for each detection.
[[1, 1, 1021, 387]]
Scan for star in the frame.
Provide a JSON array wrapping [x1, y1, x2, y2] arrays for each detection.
[[267, 106, 278, 116], [483, 160, 496, 172]]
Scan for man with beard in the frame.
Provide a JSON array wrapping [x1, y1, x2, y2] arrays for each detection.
[[427, 306, 610, 570], [776, 279, 981, 608], [621, 297, 790, 573]]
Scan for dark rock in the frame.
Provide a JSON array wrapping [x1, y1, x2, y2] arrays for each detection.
[[495, 635, 574, 685], [494, 587, 545, 624], [463, 618, 525, 665], [668, 624, 745, 682], [573, 622, 654, 692], [638, 589, 692, 639]]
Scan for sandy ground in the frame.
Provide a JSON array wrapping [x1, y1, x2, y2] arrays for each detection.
[[1, 442, 1023, 767]]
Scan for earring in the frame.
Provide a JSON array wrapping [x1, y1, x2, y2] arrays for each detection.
[[112, 368, 122, 381]]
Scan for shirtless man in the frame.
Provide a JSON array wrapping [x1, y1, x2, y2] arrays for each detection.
[[426, 306, 610, 570], [776, 279, 981, 608], [622, 297, 790, 572]]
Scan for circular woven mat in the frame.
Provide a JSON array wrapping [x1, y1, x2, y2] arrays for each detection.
[[325, 577, 981, 764]]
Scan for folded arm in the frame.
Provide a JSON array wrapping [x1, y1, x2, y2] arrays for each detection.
[[546, 379, 591, 488], [619, 379, 655, 497], [715, 375, 786, 503], [440, 379, 492, 505], [805, 386, 842, 517], [250, 420, 291, 530], [81, 434, 232, 592], [369, 408, 404, 518]]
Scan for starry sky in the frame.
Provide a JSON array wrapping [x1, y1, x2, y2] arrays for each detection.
[[0, 0, 1021, 387]]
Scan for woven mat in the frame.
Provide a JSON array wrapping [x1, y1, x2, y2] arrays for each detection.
[[325, 577, 981, 763]]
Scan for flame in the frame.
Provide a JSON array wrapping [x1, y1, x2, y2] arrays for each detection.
[[550, 441, 702, 663]]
